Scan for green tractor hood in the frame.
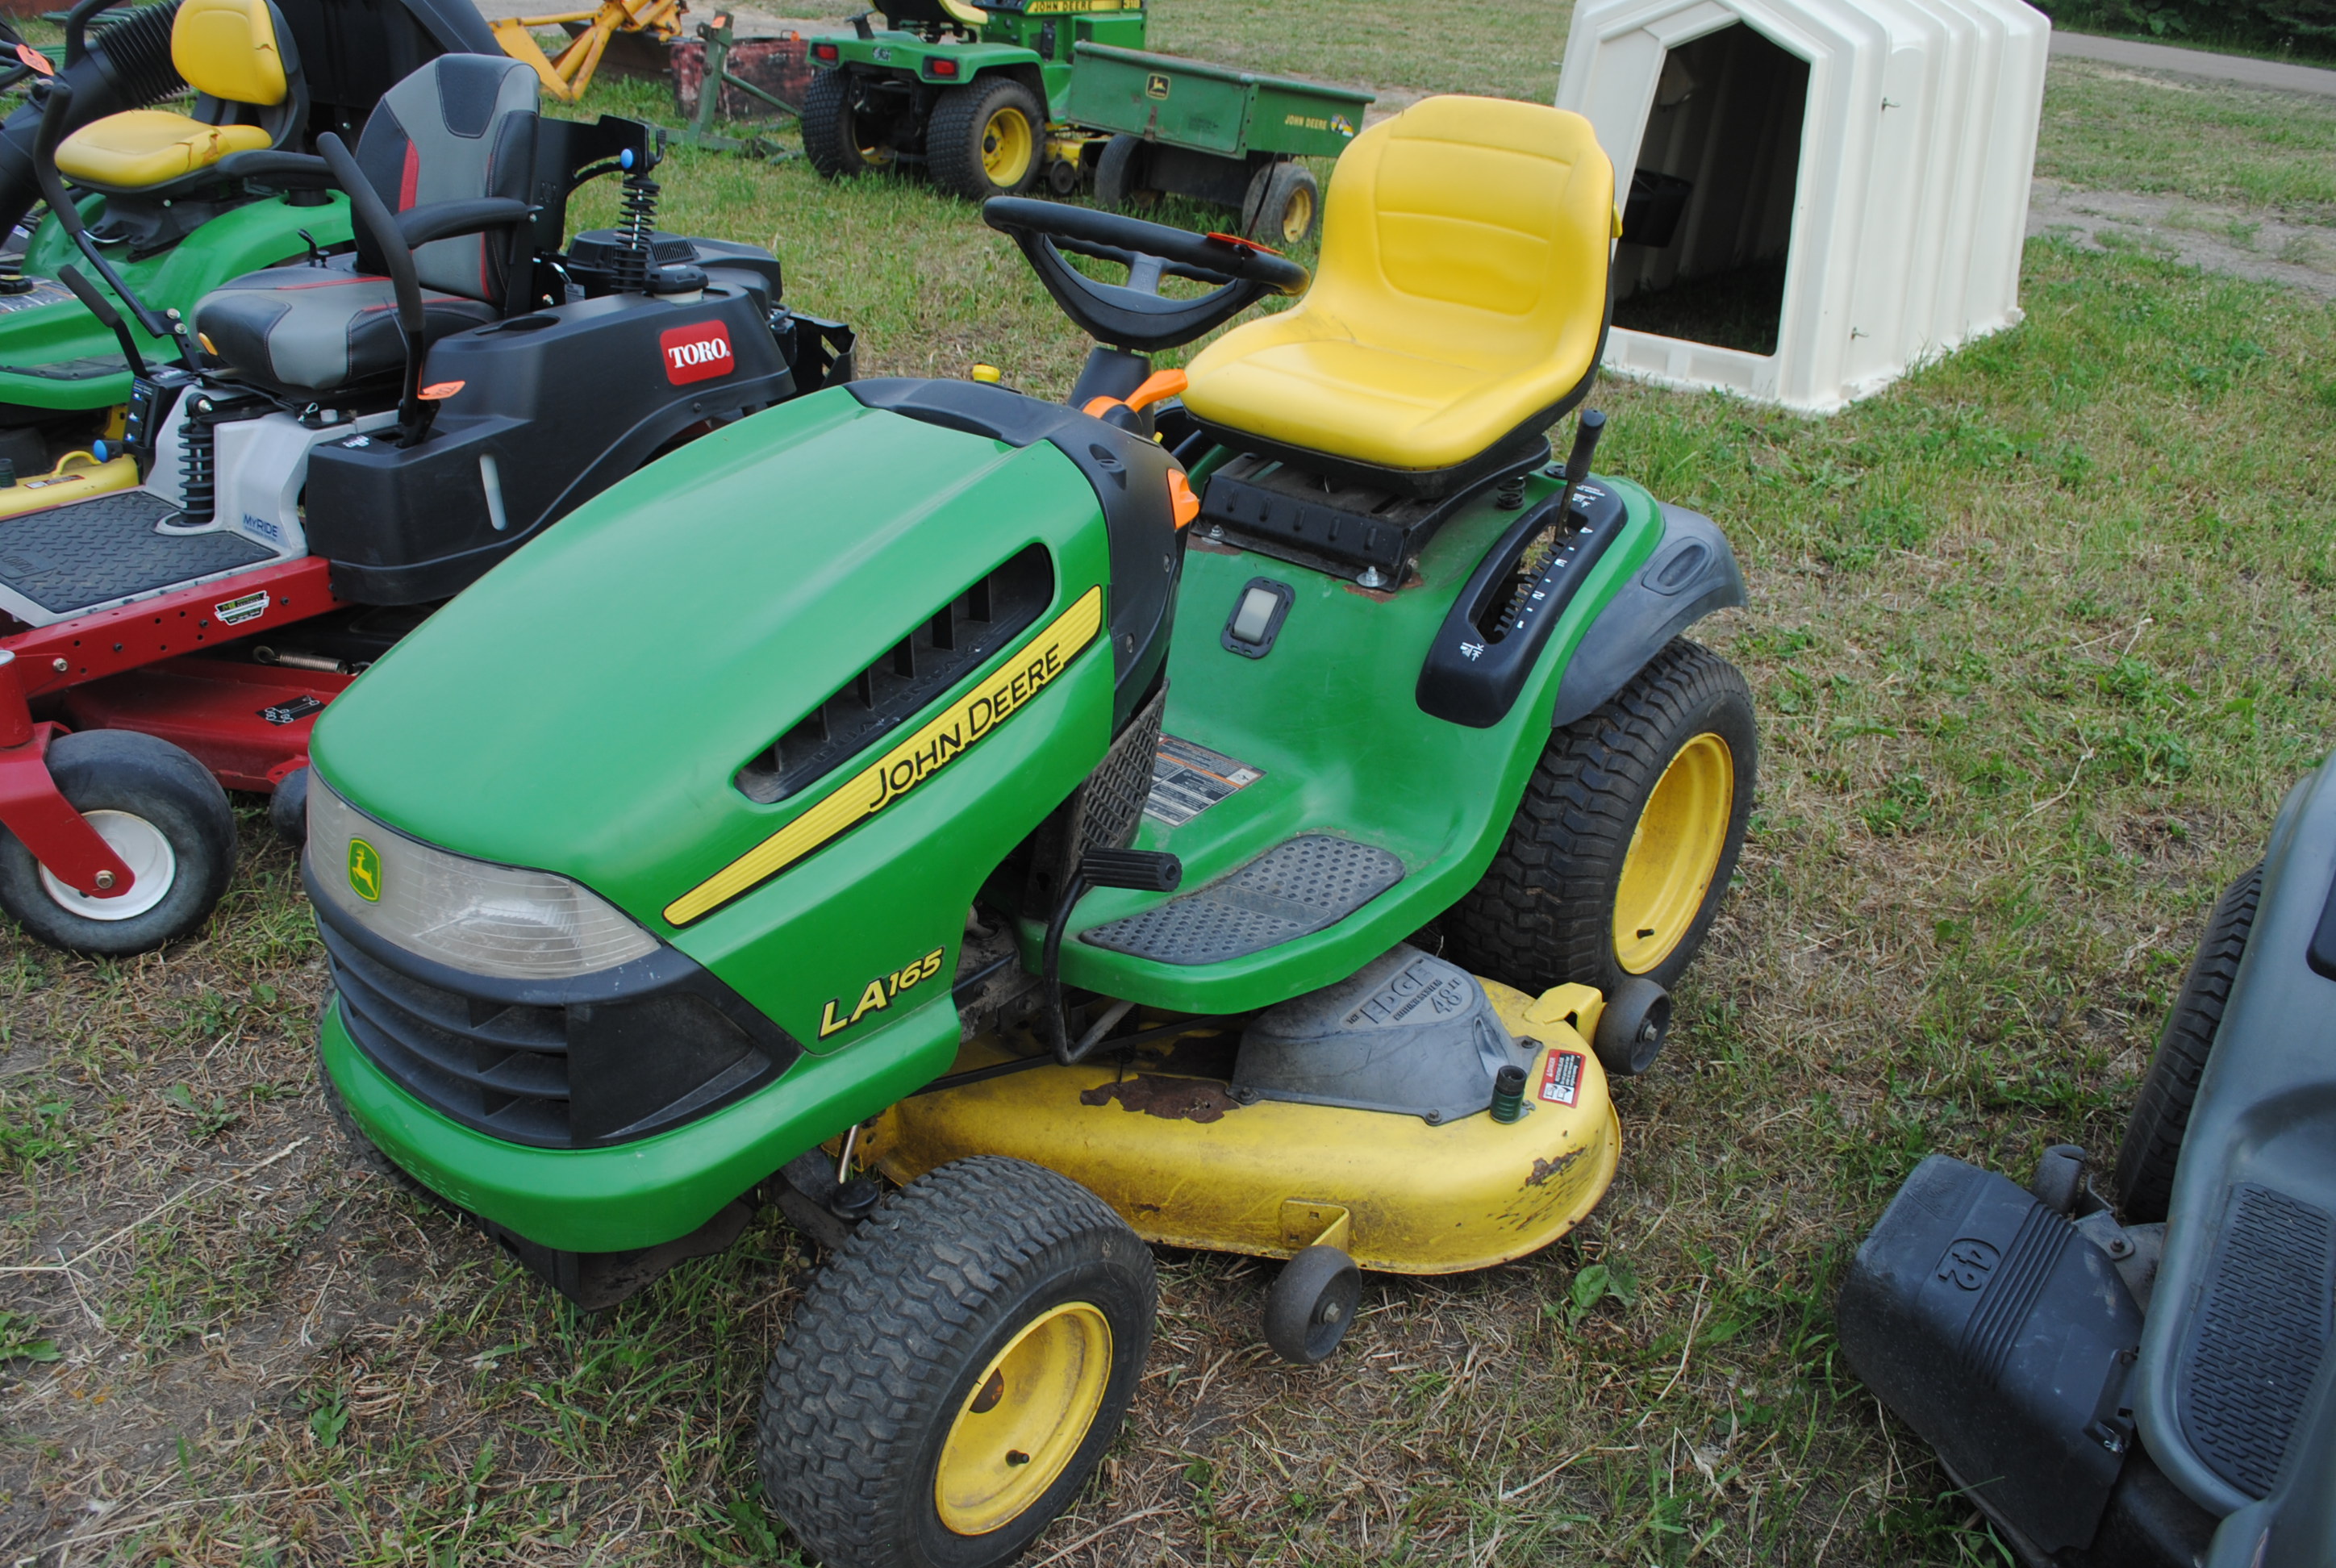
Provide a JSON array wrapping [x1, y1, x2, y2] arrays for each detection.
[[311, 382, 1154, 1040]]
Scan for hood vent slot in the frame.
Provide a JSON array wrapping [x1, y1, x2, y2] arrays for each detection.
[[736, 544, 1053, 804]]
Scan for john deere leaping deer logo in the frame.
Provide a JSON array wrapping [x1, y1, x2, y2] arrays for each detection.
[[348, 839, 383, 903], [1145, 72, 1170, 99]]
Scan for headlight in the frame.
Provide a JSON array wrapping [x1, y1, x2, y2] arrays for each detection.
[[306, 771, 660, 980]]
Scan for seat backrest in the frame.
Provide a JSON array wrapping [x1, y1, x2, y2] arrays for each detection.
[[171, 0, 292, 107], [352, 55, 539, 307], [1308, 98, 1614, 380]]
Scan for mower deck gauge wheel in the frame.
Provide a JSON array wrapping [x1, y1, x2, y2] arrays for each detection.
[[0, 729, 235, 956], [1264, 1244, 1362, 1364]]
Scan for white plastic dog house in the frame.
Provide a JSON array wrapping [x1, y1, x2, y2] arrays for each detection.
[[1555, 0, 2050, 413]]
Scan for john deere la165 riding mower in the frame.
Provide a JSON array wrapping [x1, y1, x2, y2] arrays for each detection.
[[0, 52, 851, 957], [0, 0, 499, 505], [310, 98, 1754, 1566]]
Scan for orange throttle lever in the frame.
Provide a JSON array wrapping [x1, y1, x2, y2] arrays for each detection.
[[1081, 367, 1187, 420]]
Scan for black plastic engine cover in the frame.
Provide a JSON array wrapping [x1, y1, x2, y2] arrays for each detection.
[[307, 284, 794, 603], [1838, 1154, 2146, 1558]]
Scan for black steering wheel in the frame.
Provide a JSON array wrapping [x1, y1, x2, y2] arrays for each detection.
[[983, 197, 1310, 353]]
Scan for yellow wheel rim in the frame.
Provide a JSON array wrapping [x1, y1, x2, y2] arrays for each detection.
[[933, 1301, 1112, 1536], [1279, 182, 1315, 244], [978, 105, 1033, 187], [1612, 732, 1734, 974]]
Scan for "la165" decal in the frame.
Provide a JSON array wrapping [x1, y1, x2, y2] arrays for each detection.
[[660, 320, 734, 386]]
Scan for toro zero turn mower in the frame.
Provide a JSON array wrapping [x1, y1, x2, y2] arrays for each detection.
[[0, 0, 503, 507], [1840, 750, 2336, 1568], [0, 52, 852, 957], [307, 98, 1753, 1566]]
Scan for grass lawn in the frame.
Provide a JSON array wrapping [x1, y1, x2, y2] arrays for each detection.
[[6, 23, 2336, 1568]]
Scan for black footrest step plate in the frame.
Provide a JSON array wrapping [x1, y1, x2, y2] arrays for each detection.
[[1080, 834, 1404, 966], [0, 490, 273, 623], [2177, 1182, 2334, 1498]]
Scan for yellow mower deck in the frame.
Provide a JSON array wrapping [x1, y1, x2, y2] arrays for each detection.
[[867, 980, 1621, 1275]]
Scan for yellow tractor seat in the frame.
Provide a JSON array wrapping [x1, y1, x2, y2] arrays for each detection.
[[55, 0, 305, 197], [1182, 96, 1617, 495]]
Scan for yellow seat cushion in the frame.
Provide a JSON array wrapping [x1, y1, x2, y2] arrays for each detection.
[[172, 0, 288, 106], [1183, 96, 1616, 475], [56, 111, 272, 190]]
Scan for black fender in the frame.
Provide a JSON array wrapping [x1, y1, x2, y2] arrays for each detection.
[[1549, 503, 1745, 729]]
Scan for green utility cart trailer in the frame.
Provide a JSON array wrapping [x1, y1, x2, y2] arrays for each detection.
[[800, 0, 1370, 242]]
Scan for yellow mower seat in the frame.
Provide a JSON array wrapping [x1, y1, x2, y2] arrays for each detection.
[[56, 0, 292, 192], [1182, 96, 1617, 479]]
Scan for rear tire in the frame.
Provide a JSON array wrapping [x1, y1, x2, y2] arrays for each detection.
[[758, 1156, 1154, 1568], [803, 68, 893, 179], [2113, 864, 2259, 1222], [0, 729, 235, 956], [1444, 639, 1756, 998], [928, 77, 1045, 202], [1242, 160, 1320, 246], [1093, 133, 1149, 210]]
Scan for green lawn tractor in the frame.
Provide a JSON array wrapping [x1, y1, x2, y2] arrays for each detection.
[[310, 97, 1753, 1566], [0, 0, 497, 508], [799, 0, 1368, 244]]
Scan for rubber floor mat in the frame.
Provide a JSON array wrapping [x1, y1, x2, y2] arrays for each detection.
[[1080, 834, 1404, 966], [0, 490, 273, 621], [2178, 1182, 2334, 1498]]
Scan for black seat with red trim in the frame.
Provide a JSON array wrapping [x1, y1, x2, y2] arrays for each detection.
[[192, 54, 538, 398]]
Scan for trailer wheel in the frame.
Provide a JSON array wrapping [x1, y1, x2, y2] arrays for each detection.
[[1445, 639, 1755, 999], [0, 730, 236, 957], [803, 68, 896, 178], [1093, 133, 1149, 210], [759, 1156, 1153, 1568], [928, 77, 1044, 202], [1244, 160, 1320, 246], [2113, 862, 2259, 1222]]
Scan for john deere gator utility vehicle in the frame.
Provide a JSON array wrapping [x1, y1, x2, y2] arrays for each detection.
[[799, 0, 1368, 241], [309, 98, 1754, 1566], [0, 0, 498, 508]]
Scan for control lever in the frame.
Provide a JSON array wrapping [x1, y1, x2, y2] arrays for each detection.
[[56, 265, 146, 378], [27, 78, 194, 366], [1550, 408, 1606, 527], [1041, 847, 1183, 1065]]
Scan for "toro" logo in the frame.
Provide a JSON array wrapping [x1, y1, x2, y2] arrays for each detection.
[[660, 320, 734, 386]]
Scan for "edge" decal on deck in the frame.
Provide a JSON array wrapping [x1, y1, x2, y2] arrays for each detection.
[[664, 584, 1104, 925]]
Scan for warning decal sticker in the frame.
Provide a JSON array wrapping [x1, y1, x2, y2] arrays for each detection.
[[1143, 734, 1264, 828], [1539, 1050, 1583, 1107], [215, 590, 270, 626]]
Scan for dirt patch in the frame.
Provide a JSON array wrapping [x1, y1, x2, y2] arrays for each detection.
[[2029, 177, 2336, 297]]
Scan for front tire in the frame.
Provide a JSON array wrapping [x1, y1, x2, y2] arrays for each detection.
[[0, 729, 236, 956], [2113, 863, 2259, 1222], [1445, 639, 1756, 998], [759, 1156, 1154, 1568], [928, 77, 1045, 202]]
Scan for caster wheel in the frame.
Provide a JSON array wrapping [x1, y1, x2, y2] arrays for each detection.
[[759, 1157, 1154, 1568], [1263, 1244, 1362, 1365], [1593, 976, 1671, 1078], [1045, 153, 1080, 196], [269, 765, 309, 846], [0, 729, 235, 956]]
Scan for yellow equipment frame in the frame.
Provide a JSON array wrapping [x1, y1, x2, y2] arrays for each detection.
[[491, 0, 686, 103]]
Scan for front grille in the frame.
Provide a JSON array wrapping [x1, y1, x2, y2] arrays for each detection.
[[319, 913, 799, 1149]]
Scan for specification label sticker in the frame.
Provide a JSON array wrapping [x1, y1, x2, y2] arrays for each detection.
[[1143, 734, 1265, 828]]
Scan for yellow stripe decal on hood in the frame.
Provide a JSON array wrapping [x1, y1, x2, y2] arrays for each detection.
[[665, 585, 1105, 927]]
